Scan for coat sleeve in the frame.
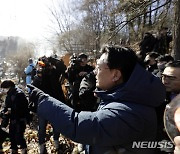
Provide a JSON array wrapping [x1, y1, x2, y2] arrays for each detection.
[[37, 96, 144, 146]]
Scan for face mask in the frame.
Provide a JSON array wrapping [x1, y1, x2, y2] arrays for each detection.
[[0, 88, 9, 94]]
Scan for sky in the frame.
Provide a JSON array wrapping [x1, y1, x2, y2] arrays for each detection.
[[0, 0, 54, 40], [0, 0, 66, 56], [0, 0, 77, 56]]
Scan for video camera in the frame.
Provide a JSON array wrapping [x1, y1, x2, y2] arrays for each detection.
[[71, 58, 82, 65], [69, 53, 87, 69], [48, 56, 60, 65]]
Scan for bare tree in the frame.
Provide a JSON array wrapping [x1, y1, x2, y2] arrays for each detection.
[[7, 42, 35, 83], [109, 0, 173, 43], [46, 0, 80, 53], [173, 0, 180, 60], [47, 0, 177, 57]]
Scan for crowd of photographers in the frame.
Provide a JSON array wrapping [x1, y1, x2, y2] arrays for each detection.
[[0, 34, 179, 153], [66, 53, 96, 112], [0, 52, 98, 153]]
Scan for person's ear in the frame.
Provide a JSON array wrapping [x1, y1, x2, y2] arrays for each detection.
[[112, 69, 122, 82]]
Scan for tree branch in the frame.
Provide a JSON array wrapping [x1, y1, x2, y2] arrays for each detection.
[[106, 0, 172, 43]]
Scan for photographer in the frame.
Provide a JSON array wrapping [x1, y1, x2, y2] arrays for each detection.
[[79, 71, 97, 111], [31, 56, 67, 153], [66, 53, 94, 111], [34, 56, 67, 102]]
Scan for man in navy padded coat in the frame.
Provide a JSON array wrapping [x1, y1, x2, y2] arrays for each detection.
[[28, 45, 166, 154]]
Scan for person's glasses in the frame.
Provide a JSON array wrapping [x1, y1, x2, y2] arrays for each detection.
[[94, 66, 110, 73]]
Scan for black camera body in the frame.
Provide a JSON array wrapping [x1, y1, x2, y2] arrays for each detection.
[[48, 56, 59, 65], [72, 58, 82, 65]]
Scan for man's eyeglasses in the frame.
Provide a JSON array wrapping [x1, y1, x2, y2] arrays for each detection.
[[94, 66, 110, 73]]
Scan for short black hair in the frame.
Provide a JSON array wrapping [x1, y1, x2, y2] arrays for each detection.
[[164, 54, 174, 62], [165, 60, 180, 68], [28, 58, 33, 63], [78, 53, 87, 59], [1, 80, 15, 88], [146, 52, 160, 59], [100, 45, 138, 82], [156, 54, 174, 63]]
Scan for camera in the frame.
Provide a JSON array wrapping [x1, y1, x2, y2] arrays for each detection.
[[72, 58, 82, 65], [48, 56, 59, 65]]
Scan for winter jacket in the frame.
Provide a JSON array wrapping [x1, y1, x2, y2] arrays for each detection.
[[79, 71, 97, 111], [35, 63, 166, 154], [32, 66, 65, 102], [2, 86, 29, 122], [24, 63, 34, 84], [67, 64, 94, 85]]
